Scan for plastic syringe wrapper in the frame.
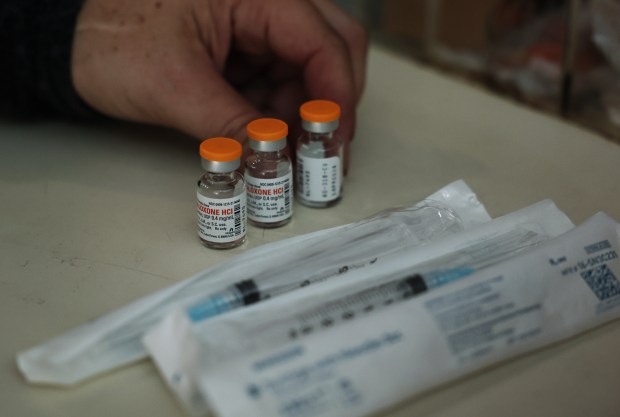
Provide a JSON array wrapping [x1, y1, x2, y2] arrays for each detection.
[[191, 212, 620, 417], [144, 199, 574, 415], [17, 180, 490, 386]]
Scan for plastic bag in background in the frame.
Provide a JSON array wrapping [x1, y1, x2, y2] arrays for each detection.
[[144, 199, 574, 416], [487, 2, 610, 105], [198, 212, 619, 417], [17, 180, 491, 386]]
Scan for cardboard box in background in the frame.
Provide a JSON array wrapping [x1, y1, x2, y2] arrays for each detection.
[[381, 0, 501, 52]]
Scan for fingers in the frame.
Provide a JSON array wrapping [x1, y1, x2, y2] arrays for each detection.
[[73, 0, 367, 170], [152, 54, 261, 143], [231, 0, 359, 147], [308, 0, 368, 102]]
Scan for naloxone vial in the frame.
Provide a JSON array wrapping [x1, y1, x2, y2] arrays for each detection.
[[296, 100, 344, 208], [245, 118, 293, 228], [197, 137, 247, 249]]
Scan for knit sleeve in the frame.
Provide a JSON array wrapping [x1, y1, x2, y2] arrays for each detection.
[[0, 0, 100, 119]]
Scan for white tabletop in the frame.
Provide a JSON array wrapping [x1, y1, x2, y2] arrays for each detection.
[[2, 44, 620, 417]]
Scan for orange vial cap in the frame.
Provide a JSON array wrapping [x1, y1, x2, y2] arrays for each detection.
[[247, 118, 288, 141], [300, 100, 341, 123], [199, 137, 242, 162]]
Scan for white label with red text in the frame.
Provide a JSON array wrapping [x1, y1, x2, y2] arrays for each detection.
[[297, 155, 341, 202], [245, 173, 293, 223], [197, 192, 246, 243]]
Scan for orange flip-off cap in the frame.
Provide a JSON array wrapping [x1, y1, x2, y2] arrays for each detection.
[[247, 118, 288, 141], [300, 100, 341, 123], [199, 137, 242, 162]]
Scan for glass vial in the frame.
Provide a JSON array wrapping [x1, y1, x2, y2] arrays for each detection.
[[197, 137, 247, 249], [245, 118, 294, 228], [296, 100, 344, 208]]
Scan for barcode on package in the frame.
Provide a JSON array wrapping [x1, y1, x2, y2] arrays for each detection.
[[297, 157, 306, 197], [581, 264, 620, 300], [234, 202, 241, 235], [284, 181, 290, 212]]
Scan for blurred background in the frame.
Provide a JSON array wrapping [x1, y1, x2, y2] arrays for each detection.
[[335, 0, 620, 143]]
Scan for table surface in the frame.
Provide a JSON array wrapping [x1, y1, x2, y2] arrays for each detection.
[[2, 44, 620, 417]]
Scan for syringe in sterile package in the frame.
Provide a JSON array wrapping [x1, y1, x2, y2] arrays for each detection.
[[199, 212, 620, 417], [236, 227, 546, 346], [71, 201, 468, 360], [17, 180, 490, 386], [187, 224, 542, 326], [185, 201, 467, 322], [144, 199, 575, 416]]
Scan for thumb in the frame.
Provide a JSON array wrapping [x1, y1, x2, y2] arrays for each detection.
[[155, 59, 261, 143]]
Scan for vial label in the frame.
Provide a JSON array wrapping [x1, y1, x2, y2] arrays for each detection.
[[197, 192, 247, 243], [245, 172, 293, 223], [297, 154, 341, 202]]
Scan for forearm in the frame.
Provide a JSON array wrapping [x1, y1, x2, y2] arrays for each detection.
[[0, 0, 98, 119]]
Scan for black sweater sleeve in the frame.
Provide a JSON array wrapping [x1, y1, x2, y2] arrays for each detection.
[[0, 0, 100, 119]]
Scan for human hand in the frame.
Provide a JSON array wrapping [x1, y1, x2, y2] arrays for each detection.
[[72, 0, 367, 161]]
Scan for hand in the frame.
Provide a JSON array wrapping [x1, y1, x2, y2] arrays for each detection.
[[72, 0, 367, 159]]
